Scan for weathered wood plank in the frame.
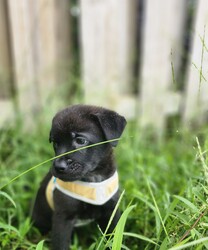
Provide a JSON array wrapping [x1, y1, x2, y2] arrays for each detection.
[[0, 100, 14, 126], [37, 0, 71, 116], [8, 0, 40, 122], [8, 0, 71, 124], [139, 0, 187, 132], [0, 0, 13, 98], [80, 0, 137, 118], [183, 0, 208, 126]]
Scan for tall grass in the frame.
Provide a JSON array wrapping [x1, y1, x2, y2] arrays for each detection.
[[1, 120, 208, 249]]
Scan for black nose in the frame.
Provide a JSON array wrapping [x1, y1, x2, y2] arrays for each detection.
[[54, 158, 72, 173]]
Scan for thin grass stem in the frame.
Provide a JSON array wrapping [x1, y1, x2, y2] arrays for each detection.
[[0, 138, 122, 190]]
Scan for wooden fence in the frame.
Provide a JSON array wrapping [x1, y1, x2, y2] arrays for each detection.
[[0, 0, 208, 133]]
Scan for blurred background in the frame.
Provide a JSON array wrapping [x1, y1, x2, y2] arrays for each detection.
[[0, 0, 208, 134]]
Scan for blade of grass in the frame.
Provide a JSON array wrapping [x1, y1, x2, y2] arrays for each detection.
[[111, 205, 135, 250], [0, 191, 16, 208], [178, 209, 207, 243], [146, 178, 170, 242], [169, 237, 208, 250], [123, 232, 158, 246], [173, 195, 199, 213], [35, 240, 45, 250], [0, 138, 122, 190], [0, 223, 20, 235], [97, 190, 125, 250], [196, 137, 208, 182], [135, 194, 157, 212]]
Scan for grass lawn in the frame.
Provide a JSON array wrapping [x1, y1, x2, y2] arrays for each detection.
[[0, 118, 208, 249]]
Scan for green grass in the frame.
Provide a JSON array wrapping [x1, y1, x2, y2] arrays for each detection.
[[0, 119, 208, 250]]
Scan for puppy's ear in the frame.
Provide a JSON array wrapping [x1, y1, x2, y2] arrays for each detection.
[[92, 110, 127, 147]]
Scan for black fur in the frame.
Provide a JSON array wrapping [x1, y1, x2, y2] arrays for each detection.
[[32, 104, 126, 250]]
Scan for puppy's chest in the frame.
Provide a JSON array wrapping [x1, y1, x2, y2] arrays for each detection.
[[45, 173, 119, 225], [55, 189, 103, 218]]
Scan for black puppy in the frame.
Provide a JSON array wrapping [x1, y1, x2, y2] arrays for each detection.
[[32, 104, 126, 250]]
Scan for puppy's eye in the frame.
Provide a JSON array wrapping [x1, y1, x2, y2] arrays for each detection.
[[74, 137, 89, 146]]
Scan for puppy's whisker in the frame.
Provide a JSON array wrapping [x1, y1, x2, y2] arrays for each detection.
[[0, 138, 122, 190]]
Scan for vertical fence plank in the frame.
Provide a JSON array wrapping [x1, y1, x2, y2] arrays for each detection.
[[0, 0, 13, 98], [8, 0, 71, 124], [37, 0, 71, 110], [183, 0, 208, 126], [0, 0, 14, 125], [139, 0, 186, 132], [80, 0, 137, 118], [8, 0, 40, 122]]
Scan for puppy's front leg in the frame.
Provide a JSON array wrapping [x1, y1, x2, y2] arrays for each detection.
[[51, 213, 75, 250], [98, 209, 120, 235]]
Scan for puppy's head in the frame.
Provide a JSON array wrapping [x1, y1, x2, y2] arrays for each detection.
[[49, 105, 126, 181]]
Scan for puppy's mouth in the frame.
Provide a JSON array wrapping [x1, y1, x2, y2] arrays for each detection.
[[51, 159, 84, 181]]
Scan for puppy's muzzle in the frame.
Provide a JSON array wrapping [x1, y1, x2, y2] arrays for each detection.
[[54, 158, 73, 173], [53, 158, 83, 177]]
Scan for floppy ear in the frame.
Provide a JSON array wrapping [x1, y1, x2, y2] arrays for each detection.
[[92, 110, 127, 147]]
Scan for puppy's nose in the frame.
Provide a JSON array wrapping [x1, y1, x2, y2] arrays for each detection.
[[54, 159, 68, 173]]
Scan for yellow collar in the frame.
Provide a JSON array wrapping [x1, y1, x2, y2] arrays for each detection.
[[46, 172, 119, 209]]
